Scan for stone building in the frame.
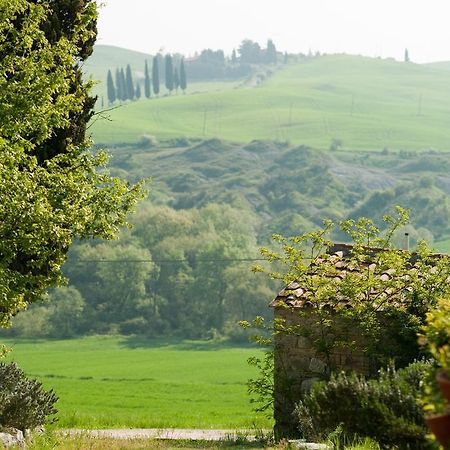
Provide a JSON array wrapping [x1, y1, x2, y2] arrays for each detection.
[[269, 243, 419, 438]]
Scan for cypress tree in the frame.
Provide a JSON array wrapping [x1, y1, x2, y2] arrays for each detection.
[[173, 67, 180, 93], [180, 58, 187, 92], [115, 68, 122, 102], [152, 56, 160, 95], [32, 0, 97, 163], [165, 54, 174, 93], [135, 83, 141, 99], [106, 69, 116, 104], [404, 48, 410, 62], [231, 49, 237, 64], [120, 68, 127, 101], [126, 64, 135, 100], [266, 39, 277, 64], [144, 60, 151, 98]]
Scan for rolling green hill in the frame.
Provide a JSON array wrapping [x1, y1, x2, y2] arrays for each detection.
[[90, 53, 450, 152], [84, 45, 152, 83], [84, 45, 152, 99]]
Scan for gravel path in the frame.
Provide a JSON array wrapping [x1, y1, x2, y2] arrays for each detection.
[[63, 428, 267, 441]]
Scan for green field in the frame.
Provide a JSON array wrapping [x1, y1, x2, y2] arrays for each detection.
[[3, 337, 270, 430], [90, 53, 450, 152]]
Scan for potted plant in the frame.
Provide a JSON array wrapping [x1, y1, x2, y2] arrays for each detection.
[[421, 297, 450, 449]]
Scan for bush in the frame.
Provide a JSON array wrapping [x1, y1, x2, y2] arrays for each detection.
[[0, 362, 58, 431], [295, 362, 434, 450], [138, 134, 158, 148]]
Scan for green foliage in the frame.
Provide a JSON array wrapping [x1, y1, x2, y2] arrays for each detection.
[[0, 0, 144, 326], [107, 69, 116, 104], [115, 68, 124, 101], [126, 63, 135, 100], [256, 208, 450, 368], [47, 287, 85, 338], [419, 297, 450, 415], [98, 138, 450, 250], [296, 362, 434, 450], [329, 138, 343, 152], [247, 350, 274, 417], [421, 297, 450, 372], [144, 60, 151, 98], [152, 56, 160, 95], [327, 426, 381, 450], [3, 202, 273, 339], [0, 362, 58, 431], [165, 54, 174, 92], [180, 58, 187, 91], [174, 67, 180, 92]]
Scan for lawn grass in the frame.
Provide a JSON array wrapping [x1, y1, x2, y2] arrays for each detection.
[[2, 336, 270, 430], [91, 54, 450, 152]]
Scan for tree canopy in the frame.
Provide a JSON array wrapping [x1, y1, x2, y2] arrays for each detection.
[[0, 0, 144, 327]]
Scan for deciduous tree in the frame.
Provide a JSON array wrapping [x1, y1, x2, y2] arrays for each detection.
[[0, 0, 144, 327]]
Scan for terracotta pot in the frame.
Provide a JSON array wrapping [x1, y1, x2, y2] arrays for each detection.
[[425, 414, 450, 449], [437, 370, 450, 403]]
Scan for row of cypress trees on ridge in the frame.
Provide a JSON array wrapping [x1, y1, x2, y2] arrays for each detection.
[[106, 55, 187, 104]]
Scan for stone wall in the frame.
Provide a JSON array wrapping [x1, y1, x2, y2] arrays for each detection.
[[273, 307, 371, 439]]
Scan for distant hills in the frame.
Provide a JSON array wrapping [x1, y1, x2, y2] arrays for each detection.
[[87, 46, 450, 152], [104, 138, 450, 249]]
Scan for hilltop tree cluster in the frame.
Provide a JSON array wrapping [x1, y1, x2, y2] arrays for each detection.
[[186, 39, 280, 81], [237, 39, 278, 64], [105, 38, 281, 99], [106, 56, 187, 104]]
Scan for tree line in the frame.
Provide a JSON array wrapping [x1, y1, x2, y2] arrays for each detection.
[[107, 55, 187, 105], [3, 203, 276, 341], [106, 38, 282, 104]]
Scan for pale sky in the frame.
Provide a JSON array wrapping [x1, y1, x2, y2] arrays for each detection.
[[97, 0, 450, 63]]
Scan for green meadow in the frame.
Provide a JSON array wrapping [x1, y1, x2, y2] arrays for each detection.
[[3, 337, 270, 430], [91, 54, 450, 152]]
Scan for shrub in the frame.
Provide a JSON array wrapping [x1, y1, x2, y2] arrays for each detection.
[[138, 134, 158, 148], [0, 363, 58, 431], [295, 362, 434, 450]]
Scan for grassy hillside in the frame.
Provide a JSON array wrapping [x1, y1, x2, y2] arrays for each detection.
[[90, 54, 450, 151], [83, 45, 152, 98], [4, 337, 269, 429], [85, 45, 243, 107]]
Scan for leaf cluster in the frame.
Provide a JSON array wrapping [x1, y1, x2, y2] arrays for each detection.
[[256, 207, 450, 368], [0, 1, 145, 326]]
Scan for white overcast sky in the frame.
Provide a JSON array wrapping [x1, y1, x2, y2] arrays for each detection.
[[96, 0, 450, 63]]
